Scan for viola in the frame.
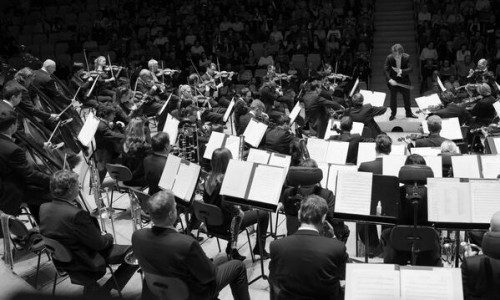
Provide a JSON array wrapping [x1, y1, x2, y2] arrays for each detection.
[[156, 68, 181, 77]]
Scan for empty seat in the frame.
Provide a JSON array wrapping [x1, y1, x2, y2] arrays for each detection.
[[307, 53, 322, 70], [32, 33, 48, 44], [83, 40, 98, 51], [291, 54, 306, 73], [251, 42, 265, 59]]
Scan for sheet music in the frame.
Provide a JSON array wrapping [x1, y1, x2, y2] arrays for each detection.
[[345, 264, 400, 300], [223, 98, 235, 123], [317, 162, 329, 188], [268, 153, 291, 168], [410, 147, 441, 156], [224, 135, 240, 159], [383, 156, 407, 177], [352, 122, 365, 135], [243, 118, 268, 148], [335, 171, 372, 215], [451, 155, 481, 178], [307, 138, 328, 162], [493, 137, 500, 155], [324, 119, 340, 140], [158, 154, 182, 190], [470, 180, 500, 223], [158, 94, 171, 116], [203, 131, 226, 159], [220, 160, 254, 199], [427, 179, 471, 223], [415, 94, 441, 111], [248, 165, 286, 205], [171, 162, 200, 201], [357, 143, 377, 166], [390, 144, 407, 156], [77, 112, 100, 147], [350, 78, 359, 97], [325, 140, 349, 164], [440, 118, 463, 140], [359, 90, 386, 107], [423, 156, 442, 178], [246, 148, 270, 164], [437, 76, 446, 92], [327, 164, 358, 194], [162, 114, 180, 146], [480, 155, 500, 179], [493, 101, 500, 117], [400, 267, 463, 300], [289, 101, 302, 124]]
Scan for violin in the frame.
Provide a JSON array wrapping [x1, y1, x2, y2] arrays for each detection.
[[214, 70, 236, 79], [156, 68, 181, 77], [272, 73, 295, 81], [80, 70, 103, 80], [415, 104, 444, 114], [326, 73, 351, 80], [470, 123, 500, 134], [397, 133, 428, 142]]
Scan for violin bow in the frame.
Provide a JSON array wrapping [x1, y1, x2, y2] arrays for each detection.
[[83, 48, 90, 72], [216, 57, 223, 87], [86, 73, 100, 98], [161, 61, 165, 84], [190, 59, 202, 79], [107, 54, 116, 85]]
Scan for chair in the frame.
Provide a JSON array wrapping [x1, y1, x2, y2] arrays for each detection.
[[291, 54, 306, 73], [42, 236, 122, 296], [192, 201, 255, 262], [105, 163, 145, 211], [390, 225, 440, 266], [144, 272, 189, 300], [251, 43, 265, 59], [254, 68, 268, 79], [307, 53, 321, 70]]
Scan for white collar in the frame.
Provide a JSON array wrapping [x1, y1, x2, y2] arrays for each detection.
[[298, 224, 319, 233], [2, 100, 14, 108]]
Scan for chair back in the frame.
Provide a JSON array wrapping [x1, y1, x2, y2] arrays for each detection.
[[192, 201, 223, 227], [42, 236, 73, 263], [144, 272, 189, 300], [390, 225, 438, 253], [106, 163, 133, 182], [7, 215, 30, 239], [129, 188, 151, 213], [399, 165, 434, 185], [482, 231, 500, 260], [285, 167, 323, 187]]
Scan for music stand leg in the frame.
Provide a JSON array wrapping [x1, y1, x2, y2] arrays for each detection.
[[249, 210, 268, 285], [364, 223, 369, 263], [455, 230, 461, 268]]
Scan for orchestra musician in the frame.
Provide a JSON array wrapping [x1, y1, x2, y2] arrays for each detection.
[[259, 65, 294, 117], [135, 69, 170, 130], [178, 84, 226, 124], [32, 59, 71, 106], [347, 93, 387, 138], [427, 90, 471, 125], [236, 99, 267, 136], [327, 116, 374, 165], [384, 44, 417, 120], [120, 118, 151, 187], [413, 115, 447, 148], [470, 83, 497, 128], [93, 56, 116, 99], [302, 80, 343, 138], [467, 58, 499, 97], [260, 115, 299, 155]]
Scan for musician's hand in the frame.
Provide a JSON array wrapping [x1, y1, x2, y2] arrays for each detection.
[[388, 79, 397, 86], [49, 114, 60, 122], [105, 77, 115, 83], [277, 202, 284, 212], [481, 127, 489, 137], [88, 77, 94, 82], [43, 142, 53, 151], [392, 67, 402, 76], [213, 90, 219, 98], [216, 83, 223, 89], [116, 121, 125, 128]]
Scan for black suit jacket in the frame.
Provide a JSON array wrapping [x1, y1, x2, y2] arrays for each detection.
[[143, 153, 168, 195], [384, 53, 412, 84], [431, 103, 471, 125], [261, 126, 298, 154], [33, 69, 69, 105], [0, 134, 51, 215], [414, 133, 447, 147], [39, 200, 113, 278], [348, 104, 386, 138], [303, 91, 342, 138], [132, 227, 217, 300], [4, 79, 51, 121], [358, 157, 383, 174], [269, 229, 347, 300], [462, 255, 500, 300], [237, 112, 256, 136]]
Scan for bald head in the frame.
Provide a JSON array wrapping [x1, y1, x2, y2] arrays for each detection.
[[43, 59, 56, 74], [491, 211, 500, 232]]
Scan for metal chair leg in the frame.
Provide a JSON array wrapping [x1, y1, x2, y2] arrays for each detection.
[[34, 251, 42, 288], [216, 237, 221, 253], [52, 273, 58, 295], [246, 229, 255, 262], [107, 265, 123, 298]]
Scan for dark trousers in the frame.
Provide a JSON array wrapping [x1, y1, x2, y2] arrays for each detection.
[[143, 101, 167, 131], [240, 209, 269, 248], [388, 84, 412, 116], [215, 260, 250, 300]]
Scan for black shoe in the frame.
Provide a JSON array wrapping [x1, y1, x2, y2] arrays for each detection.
[[406, 113, 418, 119], [389, 115, 396, 121], [230, 249, 246, 261], [253, 248, 270, 260]]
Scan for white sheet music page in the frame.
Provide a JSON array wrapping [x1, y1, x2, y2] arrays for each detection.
[[451, 155, 481, 178], [289, 101, 302, 124], [203, 131, 226, 159], [390, 144, 407, 156], [307, 138, 328, 162], [493, 137, 500, 154], [410, 147, 441, 156], [493, 101, 500, 117], [325, 140, 349, 164], [335, 171, 372, 215], [352, 122, 365, 136], [423, 156, 443, 178], [246, 148, 270, 164], [158, 154, 182, 190], [359, 90, 386, 107], [480, 155, 500, 179], [440, 118, 463, 140], [327, 164, 359, 195], [172, 162, 200, 201], [243, 118, 268, 148], [324, 119, 340, 140], [470, 180, 500, 223], [268, 153, 291, 168], [247, 164, 286, 206], [357, 142, 377, 166], [427, 178, 471, 223], [162, 114, 180, 146], [220, 160, 254, 199], [400, 267, 463, 300], [345, 263, 400, 300], [383, 156, 407, 177], [415, 94, 441, 111], [224, 135, 240, 160], [77, 112, 100, 147], [223, 98, 235, 123]]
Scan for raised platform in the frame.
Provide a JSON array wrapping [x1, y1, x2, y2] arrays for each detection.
[[375, 107, 423, 133]]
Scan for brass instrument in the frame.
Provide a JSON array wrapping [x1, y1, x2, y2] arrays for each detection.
[[89, 153, 108, 232], [177, 122, 199, 163], [238, 135, 245, 160], [124, 190, 143, 266], [299, 139, 310, 160]]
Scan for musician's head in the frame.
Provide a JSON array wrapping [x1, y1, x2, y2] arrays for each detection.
[[477, 83, 491, 96], [339, 116, 353, 132], [352, 93, 364, 107], [427, 115, 442, 134], [42, 59, 56, 74], [96, 103, 116, 121], [391, 44, 404, 58], [405, 154, 426, 165], [440, 90, 455, 105], [125, 117, 146, 139], [50, 170, 80, 201], [211, 148, 233, 175], [240, 87, 252, 103], [250, 99, 265, 116], [151, 132, 170, 153], [147, 190, 177, 227], [139, 69, 153, 81], [148, 59, 158, 71], [300, 158, 318, 168], [375, 134, 392, 155], [95, 56, 106, 67], [276, 115, 291, 127], [14, 67, 35, 88], [207, 63, 217, 75], [310, 80, 322, 92], [440, 140, 459, 154], [477, 58, 488, 71], [179, 85, 192, 98], [298, 194, 328, 228], [115, 86, 132, 103], [0, 110, 18, 135], [2, 81, 24, 106], [490, 211, 500, 232]]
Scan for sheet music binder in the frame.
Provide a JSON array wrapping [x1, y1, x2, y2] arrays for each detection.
[[324, 119, 365, 139], [162, 114, 180, 146], [485, 136, 500, 154], [359, 89, 386, 107], [223, 98, 235, 123], [203, 131, 240, 160], [345, 263, 464, 300], [158, 154, 201, 205], [421, 117, 463, 140], [220, 159, 287, 211], [77, 112, 100, 147], [243, 118, 268, 148], [306, 138, 349, 164]]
